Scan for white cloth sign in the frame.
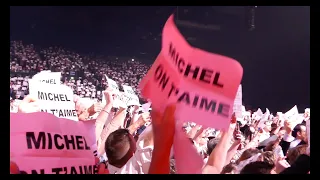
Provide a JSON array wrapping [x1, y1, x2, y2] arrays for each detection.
[[122, 85, 140, 106], [106, 76, 120, 92], [253, 108, 263, 120], [233, 85, 243, 118], [118, 92, 130, 108], [257, 108, 270, 129], [102, 75, 126, 108], [79, 98, 95, 109], [284, 105, 299, 121], [29, 80, 78, 121], [284, 105, 302, 127], [32, 71, 61, 85]]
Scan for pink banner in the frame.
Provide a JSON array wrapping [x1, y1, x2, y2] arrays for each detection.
[[13, 157, 98, 174], [140, 14, 243, 174], [10, 112, 97, 174], [140, 14, 243, 130]]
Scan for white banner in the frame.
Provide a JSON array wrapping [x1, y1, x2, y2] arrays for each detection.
[[29, 79, 78, 121], [233, 85, 242, 118], [122, 85, 140, 106], [32, 71, 61, 85], [103, 75, 127, 108]]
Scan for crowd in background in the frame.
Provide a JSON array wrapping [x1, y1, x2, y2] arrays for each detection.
[[10, 40, 150, 102], [10, 40, 310, 174]]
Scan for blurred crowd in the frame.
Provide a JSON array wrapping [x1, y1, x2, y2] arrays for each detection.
[[10, 40, 310, 174], [10, 40, 150, 102]]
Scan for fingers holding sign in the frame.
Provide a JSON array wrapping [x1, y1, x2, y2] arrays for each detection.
[[139, 112, 151, 124], [94, 157, 109, 174], [10, 161, 20, 174], [228, 113, 237, 132], [149, 104, 176, 174], [74, 95, 85, 112], [73, 95, 90, 121], [18, 95, 40, 113], [103, 88, 115, 105], [87, 102, 103, 116]]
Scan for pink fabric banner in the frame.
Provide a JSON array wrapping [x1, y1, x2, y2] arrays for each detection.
[[140, 14, 243, 130], [10, 112, 97, 174], [140, 14, 243, 174]]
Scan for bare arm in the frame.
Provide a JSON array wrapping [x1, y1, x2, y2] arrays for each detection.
[[95, 103, 113, 145], [193, 128, 205, 143], [128, 112, 150, 134], [97, 107, 127, 156], [272, 125, 282, 136], [187, 125, 202, 139], [242, 132, 261, 150], [131, 106, 141, 124], [127, 116, 145, 134], [149, 145, 171, 174], [203, 115, 237, 174], [203, 131, 233, 174], [225, 140, 241, 166], [148, 106, 175, 174]]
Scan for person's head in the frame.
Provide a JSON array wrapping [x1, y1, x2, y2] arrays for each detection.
[[238, 148, 262, 163], [277, 128, 286, 139], [240, 161, 273, 174], [292, 124, 307, 141], [105, 129, 136, 168], [264, 139, 280, 152], [286, 144, 307, 165], [263, 121, 272, 133], [242, 125, 254, 141], [270, 123, 278, 135], [207, 138, 220, 155], [221, 163, 237, 174], [260, 151, 276, 168]]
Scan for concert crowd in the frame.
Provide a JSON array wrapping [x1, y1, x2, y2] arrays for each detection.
[[10, 40, 310, 174]]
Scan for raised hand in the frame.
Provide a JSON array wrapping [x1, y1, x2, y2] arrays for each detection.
[[18, 95, 40, 113], [88, 102, 103, 116], [151, 105, 176, 148], [103, 88, 115, 105]]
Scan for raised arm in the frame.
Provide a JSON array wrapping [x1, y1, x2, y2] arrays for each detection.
[[130, 105, 141, 124], [225, 133, 244, 166], [272, 119, 283, 135], [148, 105, 176, 174], [202, 114, 237, 174], [279, 120, 295, 155], [127, 112, 150, 134], [95, 90, 114, 146], [187, 125, 202, 140], [97, 107, 127, 156]]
